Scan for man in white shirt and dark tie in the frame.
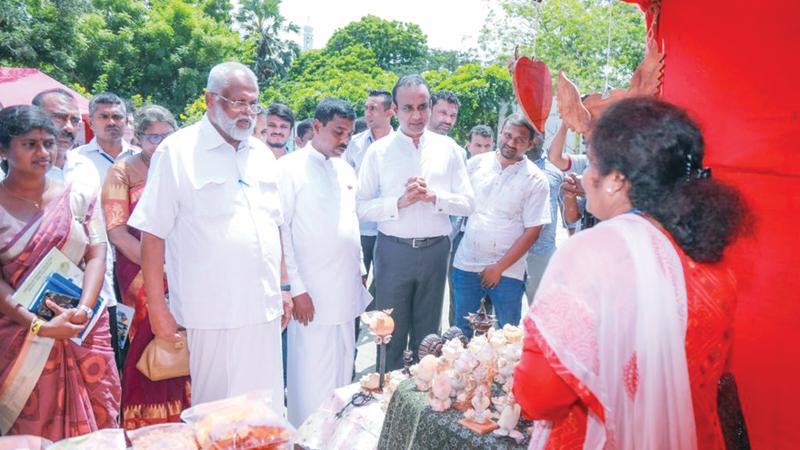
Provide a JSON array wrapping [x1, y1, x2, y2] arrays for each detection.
[[357, 75, 474, 370], [129, 62, 292, 407], [279, 98, 371, 426]]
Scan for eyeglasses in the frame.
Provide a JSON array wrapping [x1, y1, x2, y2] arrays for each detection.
[[140, 133, 173, 145], [210, 93, 263, 114], [51, 113, 82, 128]]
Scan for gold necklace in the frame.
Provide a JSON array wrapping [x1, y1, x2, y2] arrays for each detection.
[[0, 180, 47, 210]]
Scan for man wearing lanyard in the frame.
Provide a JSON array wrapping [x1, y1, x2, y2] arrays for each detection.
[[357, 75, 474, 370], [65, 92, 137, 364]]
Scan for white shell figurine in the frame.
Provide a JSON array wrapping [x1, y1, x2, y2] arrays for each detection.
[[413, 354, 439, 391], [464, 383, 492, 424], [429, 372, 453, 412], [493, 394, 524, 443], [453, 346, 478, 374], [488, 328, 507, 352], [441, 338, 463, 367], [468, 335, 495, 367]]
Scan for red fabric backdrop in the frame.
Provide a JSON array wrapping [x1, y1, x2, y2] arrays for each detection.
[[633, 1, 799, 447]]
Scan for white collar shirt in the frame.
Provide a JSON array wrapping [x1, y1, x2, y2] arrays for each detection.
[[356, 129, 474, 239], [344, 129, 394, 236], [128, 115, 284, 329], [64, 138, 136, 308], [65, 137, 138, 191], [454, 151, 551, 280], [278, 145, 371, 325]]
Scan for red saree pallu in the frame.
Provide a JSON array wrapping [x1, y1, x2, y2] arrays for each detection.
[[0, 184, 120, 441]]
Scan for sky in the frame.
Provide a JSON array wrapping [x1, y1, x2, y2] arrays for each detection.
[[280, 0, 490, 51]]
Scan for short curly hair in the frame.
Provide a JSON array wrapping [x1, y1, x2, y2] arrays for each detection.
[[591, 97, 746, 262]]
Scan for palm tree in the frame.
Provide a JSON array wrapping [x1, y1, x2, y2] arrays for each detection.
[[236, 0, 300, 83]]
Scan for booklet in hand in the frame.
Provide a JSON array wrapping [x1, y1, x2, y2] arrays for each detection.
[[27, 272, 106, 345]]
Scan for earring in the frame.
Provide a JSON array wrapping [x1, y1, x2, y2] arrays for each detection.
[[606, 187, 613, 193]]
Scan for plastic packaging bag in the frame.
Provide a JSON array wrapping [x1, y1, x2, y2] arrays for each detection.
[[47, 429, 125, 449], [0, 435, 52, 450], [180, 391, 295, 449], [127, 423, 198, 449]]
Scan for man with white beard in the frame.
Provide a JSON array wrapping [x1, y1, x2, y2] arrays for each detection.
[[129, 62, 292, 407]]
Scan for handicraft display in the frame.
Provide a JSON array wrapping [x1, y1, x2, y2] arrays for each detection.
[[409, 323, 526, 442]]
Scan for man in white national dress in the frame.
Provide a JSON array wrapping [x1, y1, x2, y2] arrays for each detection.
[[279, 98, 371, 426], [129, 62, 292, 408]]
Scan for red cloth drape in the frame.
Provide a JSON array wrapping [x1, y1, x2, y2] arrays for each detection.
[[633, 1, 800, 448]]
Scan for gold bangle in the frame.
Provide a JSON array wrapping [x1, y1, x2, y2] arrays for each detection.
[[30, 317, 43, 336]]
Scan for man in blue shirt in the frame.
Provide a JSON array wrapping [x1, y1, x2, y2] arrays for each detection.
[[525, 131, 564, 303]]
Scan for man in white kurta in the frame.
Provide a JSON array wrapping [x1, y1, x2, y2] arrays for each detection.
[[128, 63, 291, 408], [279, 99, 371, 426]]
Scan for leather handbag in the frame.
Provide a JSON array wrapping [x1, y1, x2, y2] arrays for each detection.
[[136, 331, 190, 381]]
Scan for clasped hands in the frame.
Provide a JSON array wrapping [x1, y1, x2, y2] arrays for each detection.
[[561, 173, 584, 198], [398, 176, 436, 209]]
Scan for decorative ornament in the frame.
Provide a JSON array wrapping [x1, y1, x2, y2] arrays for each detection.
[[402, 349, 414, 377], [429, 372, 453, 412], [413, 354, 439, 391], [360, 309, 395, 392], [442, 326, 469, 347], [465, 298, 496, 337], [418, 334, 444, 360], [512, 56, 553, 134]]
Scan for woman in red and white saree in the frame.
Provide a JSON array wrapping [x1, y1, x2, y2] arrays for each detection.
[[0, 106, 120, 441], [101, 104, 190, 430], [513, 98, 746, 450]]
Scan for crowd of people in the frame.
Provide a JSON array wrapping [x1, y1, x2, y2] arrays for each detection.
[[0, 60, 746, 449]]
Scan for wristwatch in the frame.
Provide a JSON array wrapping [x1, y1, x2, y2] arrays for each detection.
[[77, 304, 94, 321], [280, 284, 292, 292]]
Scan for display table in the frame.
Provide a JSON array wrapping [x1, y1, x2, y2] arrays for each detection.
[[377, 380, 530, 450], [296, 382, 388, 450]]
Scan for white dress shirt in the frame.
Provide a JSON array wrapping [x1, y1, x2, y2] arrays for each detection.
[[64, 138, 137, 308], [278, 145, 371, 325], [128, 115, 284, 330], [454, 151, 551, 280], [344, 129, 394, 237], [356, 129, 474, 239]]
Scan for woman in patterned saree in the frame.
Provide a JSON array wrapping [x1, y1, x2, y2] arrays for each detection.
[[0, 106, 120, 440], [513, 98, 747, 449], [101, 104, 189, 430]]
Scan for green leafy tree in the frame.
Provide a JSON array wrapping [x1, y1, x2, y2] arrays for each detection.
[[236, 0, 300, 83], [263, 45, 397, 121], [424, 64, 514, 143], [326, 15, 428, 73], [74, 0, 244, 114], [193, 0, 233, 25], [0, 0, 91, 80], [395, 49, 479, 75], [479, 0, 646, 93]]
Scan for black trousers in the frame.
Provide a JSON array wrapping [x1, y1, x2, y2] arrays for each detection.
[[374, 233, 450, 371]]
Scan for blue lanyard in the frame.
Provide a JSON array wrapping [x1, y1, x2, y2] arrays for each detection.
[[627, 208, 642, 215], [99, 152, 114, 165]]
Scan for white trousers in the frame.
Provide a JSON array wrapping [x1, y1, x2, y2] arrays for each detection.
[[187, 318, 283, 413], [287, 319, 355, 427]]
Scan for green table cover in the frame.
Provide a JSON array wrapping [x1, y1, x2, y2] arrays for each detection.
[[377, 379, 531, 450]]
